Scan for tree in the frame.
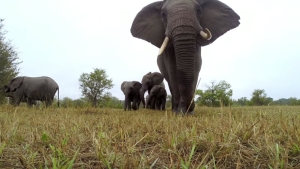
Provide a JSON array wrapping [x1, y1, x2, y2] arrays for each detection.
[[196, 80, 233, 107], [250, 89, 271, 106], [60, 97, 74, 108], [79, 68, 113, 107], [100, 95, 123, 109], [233, 97, 253, 106], [0, 19, 22, 104]]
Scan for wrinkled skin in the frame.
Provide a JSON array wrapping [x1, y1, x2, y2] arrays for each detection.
[[4, 76, 59, 107], [121, 81, 142, 111], [131, 0, 240, 115], [147, 84, 167, 110], [140, 72, 165, 108]]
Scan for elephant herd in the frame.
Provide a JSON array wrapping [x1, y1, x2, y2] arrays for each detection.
[[121, 72, 167, 111], [1, 0, 240, 115]]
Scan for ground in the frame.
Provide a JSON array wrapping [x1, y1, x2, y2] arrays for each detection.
[[0, 105, 299, 168]]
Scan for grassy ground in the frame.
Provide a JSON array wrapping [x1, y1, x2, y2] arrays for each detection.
[[0, 105, 299, 169]]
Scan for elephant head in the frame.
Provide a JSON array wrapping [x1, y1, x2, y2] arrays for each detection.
[[3, 77, 25, 105], [131, 0, 240, 113], [4, 76, 24, 93], [140, 72, 164, 107]]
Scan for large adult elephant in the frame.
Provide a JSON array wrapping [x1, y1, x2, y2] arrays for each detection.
[[140, 72, 165, 108], [4, 76, 59, 107], [121, 81, 142, 111], [131, 0, 240, 114], [147, 84, 167, 110]]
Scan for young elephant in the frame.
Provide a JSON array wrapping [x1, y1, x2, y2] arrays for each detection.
[[121, 81, 142, 111], [140, 72, 165, 108], [4, 76, 59, 107], [147, 84, 167, 110]]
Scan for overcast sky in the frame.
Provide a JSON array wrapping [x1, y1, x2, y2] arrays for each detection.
[[1, 0, 299, 101]]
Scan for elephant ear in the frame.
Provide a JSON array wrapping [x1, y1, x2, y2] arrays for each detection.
[[8, 77, 24, 92], [130, 1, 165, 48], [196, 0, 240, 46], [121, 81, 127, 93], [132, 81, 142, 93]]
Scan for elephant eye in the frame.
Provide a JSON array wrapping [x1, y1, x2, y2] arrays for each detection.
[[161, 11, 167, 21]]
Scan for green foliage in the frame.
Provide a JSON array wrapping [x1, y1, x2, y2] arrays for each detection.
[[236, 97, 249, 106], [99, 95, 123, 109], [79, 68, 113, 107], [59, 96, 123, 109], [196, 80, 233, 107], [0, 19, 22, 104], [273, 97, 300, 106], [250, 89, 272, 106]]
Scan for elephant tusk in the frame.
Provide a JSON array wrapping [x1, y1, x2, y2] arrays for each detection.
[[158, 37, 169, 55], [200, 28, 212, 40]]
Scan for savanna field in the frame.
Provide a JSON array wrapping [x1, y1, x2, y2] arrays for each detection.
[[0, 105, 299, 169]]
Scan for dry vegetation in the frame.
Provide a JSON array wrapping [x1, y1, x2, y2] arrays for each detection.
[[0, 105, 299, 169]]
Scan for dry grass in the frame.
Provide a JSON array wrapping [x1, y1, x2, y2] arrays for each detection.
[[0, 105, 299, 168]]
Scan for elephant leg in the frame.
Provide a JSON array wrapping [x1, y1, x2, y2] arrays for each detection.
[[161, 97, 166, 111], [155, 99, 162, 110], [12, 90, 24, 106], [27, 98, 34, 107], [187, 47, 202, 115], [150, 97, 156, 110], [157, 50, 180, 112]]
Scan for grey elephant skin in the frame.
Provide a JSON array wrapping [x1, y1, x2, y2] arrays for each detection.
[[2, 87, 39, 106], [7, 95, 39, 107], [140, 72, 165, 108], [131, 0, 240, 114], [121, 81, 142, 111], [146, 84, 167, 110], [4, 76, 59, 107]]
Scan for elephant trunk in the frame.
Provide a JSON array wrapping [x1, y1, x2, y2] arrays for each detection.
[[132, 97, 138, 110], [172, 26, 197, 113], [124, 95, 129, 111]]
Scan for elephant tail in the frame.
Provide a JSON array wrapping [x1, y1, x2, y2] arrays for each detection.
[[57, 87, 60, 107]]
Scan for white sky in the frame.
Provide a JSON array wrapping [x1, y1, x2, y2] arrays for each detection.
[[1, 0, 299, 101]]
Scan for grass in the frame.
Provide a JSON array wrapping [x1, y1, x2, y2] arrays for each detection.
[[0, 105, 299, 168]]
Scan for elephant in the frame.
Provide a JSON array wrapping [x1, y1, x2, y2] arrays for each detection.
[[4, 76, 60, 107], [121, 81, 142, 111], [131, 0, 240, 114], [140, 72, 165, 108], [146, 84, 167, 110]]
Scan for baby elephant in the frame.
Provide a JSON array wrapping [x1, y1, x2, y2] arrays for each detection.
[[121, 81, 142, 111], [146, 84, 167, 110]]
